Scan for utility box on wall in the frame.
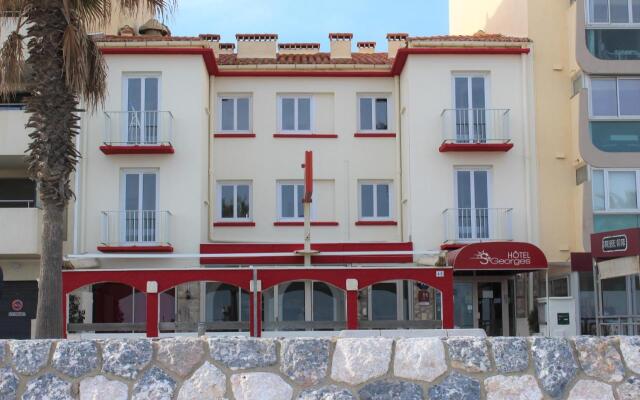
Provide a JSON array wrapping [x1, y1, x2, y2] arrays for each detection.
[[537, 297, 578, 337]]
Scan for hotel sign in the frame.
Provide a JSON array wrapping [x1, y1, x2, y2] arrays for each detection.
[[446, 242, 548, 271]]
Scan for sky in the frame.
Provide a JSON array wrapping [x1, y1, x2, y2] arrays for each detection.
[[168, 0, 449, 51]]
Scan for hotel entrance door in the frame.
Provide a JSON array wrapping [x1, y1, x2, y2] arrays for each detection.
[[454, 278, 510, 336]]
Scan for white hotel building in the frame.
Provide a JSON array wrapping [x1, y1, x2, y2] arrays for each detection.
[[0, 19, 542, 338]]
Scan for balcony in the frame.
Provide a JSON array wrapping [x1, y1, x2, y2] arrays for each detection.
[[586, 29, 640, 60], [101, 111, 174, 155], [0, 106, 29, 157], [440, 109, 513, 152], [442, 208, 513, 249], [99, 210, 173, 252], [0, 206, 41, 256], [590, 120, 640, 152]]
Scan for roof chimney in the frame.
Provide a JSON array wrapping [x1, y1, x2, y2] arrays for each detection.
[[386, 33, 408, 58], [199, 34, 221, 51], [236, 33, 278, 59], [218, 43, 235, 55], [278, 43, 320, 55], [357, 41, 376, 54], [329, 33, 353, 59]]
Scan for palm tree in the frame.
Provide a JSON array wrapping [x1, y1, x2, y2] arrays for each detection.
[[0, 0, 175, 338]]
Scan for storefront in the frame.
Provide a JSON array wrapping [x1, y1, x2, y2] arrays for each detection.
[[63, 242, 455, 337], [589, 228, 640, 335], [447, 242, 548, 336]]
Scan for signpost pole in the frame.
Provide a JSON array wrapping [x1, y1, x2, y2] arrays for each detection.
[[302, 151, 313, 267]]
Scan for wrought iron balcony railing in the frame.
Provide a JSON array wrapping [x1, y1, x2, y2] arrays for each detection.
[[104, 111, 173, 146], [441, 108, 511, 144], [100, 210, 172, 247], [442, 208, 513, 243]]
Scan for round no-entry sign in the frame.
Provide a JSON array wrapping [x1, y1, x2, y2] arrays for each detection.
[[11, 299, 23, 312]]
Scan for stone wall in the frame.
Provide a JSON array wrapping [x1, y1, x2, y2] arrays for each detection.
[[0, 335, 639, 399]]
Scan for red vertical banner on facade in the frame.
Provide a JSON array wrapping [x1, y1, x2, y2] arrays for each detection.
[[304, 151, 313, 203]]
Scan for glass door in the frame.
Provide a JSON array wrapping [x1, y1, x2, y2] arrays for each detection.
[[122, 171, 157, 244], [454, 282, 474, 328], [456, 170, 490, 240], [477, 281, 503, 336], [125, 77, 159, 144], [454, 76, 487, 143]]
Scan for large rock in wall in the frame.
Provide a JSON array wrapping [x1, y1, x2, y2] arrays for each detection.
[[0, 335, 638, 399]]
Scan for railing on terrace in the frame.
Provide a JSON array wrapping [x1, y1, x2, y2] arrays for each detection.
[[597, 315, 640, 336], [441, 109, 511, 144], [100, 210, 172, 246], [104, 111, 173, 146], [0, 200, 36, 208], [442, 208, 513, 243]]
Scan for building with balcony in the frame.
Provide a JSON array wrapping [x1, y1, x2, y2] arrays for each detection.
[[0, 7, 154, 339], [450, 0, 640, 336], [55, 21, 550, 340]]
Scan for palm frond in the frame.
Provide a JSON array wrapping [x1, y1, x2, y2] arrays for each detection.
[[118, 0, 176, 19], [62, 0, 111, 27], [0, 30, 25, 97], [62, 17, 106, 110]]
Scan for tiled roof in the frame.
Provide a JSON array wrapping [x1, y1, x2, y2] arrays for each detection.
[[409, 33, 531, 43], [95, 35, 201, 42], [217, 52, 391, 65]]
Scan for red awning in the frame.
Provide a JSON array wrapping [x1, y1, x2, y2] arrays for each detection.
[[446, 242, 547, 271]]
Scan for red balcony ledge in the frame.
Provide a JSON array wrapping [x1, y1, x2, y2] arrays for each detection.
[[100, 144, 174, 155], [355, 220, 398, 226], [354, 132, 397, 138], [213, 221, 256, 227], [273, 133, 338, 139], [274, 221, 339, 227], [98, 245, 174, 253], [439, 142, 513, 153], [213, 133, 256, 138]]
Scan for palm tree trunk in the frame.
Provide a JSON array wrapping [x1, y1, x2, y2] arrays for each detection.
[[26, 1, 81, 339], [35, 202, 65, 338]]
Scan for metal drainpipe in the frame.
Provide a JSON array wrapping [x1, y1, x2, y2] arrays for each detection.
[[395, 75, 404, 242], [207, 75, 215, 242]]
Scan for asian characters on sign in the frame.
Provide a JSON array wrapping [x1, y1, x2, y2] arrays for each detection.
[[602, 234, 628, 253]]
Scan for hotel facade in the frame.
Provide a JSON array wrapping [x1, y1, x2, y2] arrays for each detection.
[[451, 0, 640, 336], [1, 14, 547, 338]]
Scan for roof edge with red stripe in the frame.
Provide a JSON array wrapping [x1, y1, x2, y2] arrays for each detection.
[[99, 46, 530, 78]]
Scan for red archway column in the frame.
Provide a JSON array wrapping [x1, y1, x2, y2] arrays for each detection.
[[146, 292, 159, 338], [441, 269, 454, 329], [346, 290, 359, 330]]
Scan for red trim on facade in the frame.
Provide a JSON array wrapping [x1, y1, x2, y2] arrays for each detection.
[[100, 145, 175, 155], [200, 242, 413, 265], [100, 47, 219, 75], [213, 222, 256, 227], [355, 220, 398, 226], [101, 45, 528, 78], [354, 132, 397, 138], [97, 245, 174, 253], [440, 243, 466, 251], [439, 143, 514, 152], [217, 70, 392, 78], [273, 221, 339, 227], [391, 47, 530, 75], [273, 133, 338, 139], [213, 133, 256, 138]]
